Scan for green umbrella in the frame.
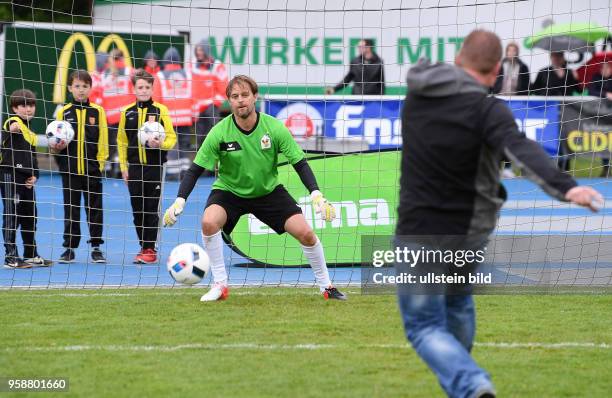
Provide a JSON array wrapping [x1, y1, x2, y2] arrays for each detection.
[[524, 22, 610, 52]]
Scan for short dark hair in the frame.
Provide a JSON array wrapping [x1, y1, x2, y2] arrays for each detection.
[[10, 89, 36, 109], [131, 68, 155, 86], [362, 39, 374, 47], [457, 29, 502, 75], [505, 42, 519, 56], [68, 69, 92, 86], [551, 51, 565, 59], [226, 75, 258, 98]]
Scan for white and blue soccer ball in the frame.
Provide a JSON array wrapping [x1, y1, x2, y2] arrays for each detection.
[[46, 120, 75, 146], [167, 243, 210, 285], [138, 121, 165, 146]]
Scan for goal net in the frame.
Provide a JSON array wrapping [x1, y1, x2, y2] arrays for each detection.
[[0, 0, 611, 291]]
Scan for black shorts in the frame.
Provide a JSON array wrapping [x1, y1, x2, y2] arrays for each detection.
[[206, 185, 303, 235]]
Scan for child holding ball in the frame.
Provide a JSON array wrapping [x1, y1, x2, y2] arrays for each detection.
[[0, 89, 51, 268], [54, 70, 109, 264], [117, 69, 176, 264]]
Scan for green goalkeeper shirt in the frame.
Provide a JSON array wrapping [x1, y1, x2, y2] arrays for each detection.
[[194, 112, 305, 198]]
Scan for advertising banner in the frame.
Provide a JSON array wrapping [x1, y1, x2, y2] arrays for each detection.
[[561, 100, 612, 157], [504, 99, 561, 156], [228, 151, 401, 266], [1, 24, 185, 134], [266, 97, 562, 155], [94, 0, 610, 94], [266, 99, 403, 150]]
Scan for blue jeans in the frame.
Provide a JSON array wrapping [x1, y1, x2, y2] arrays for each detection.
[[397, 293, 494, 398]]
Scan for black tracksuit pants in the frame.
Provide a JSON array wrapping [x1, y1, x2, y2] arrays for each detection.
[[61, 173, 104, 249], [0, 171, 37, 259], [128, 165, 162, 250]]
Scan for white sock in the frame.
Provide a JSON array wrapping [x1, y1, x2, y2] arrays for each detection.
[[201, 231, 227, 285], [301, 237, 331, 292]]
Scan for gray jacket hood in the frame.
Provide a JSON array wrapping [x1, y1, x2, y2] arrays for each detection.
[[195, 39, 211, 57], [406, 58, 488, 97], [162, 47, 182, 65], [95, 52, 108, 72], [144, 50, 159, 61]]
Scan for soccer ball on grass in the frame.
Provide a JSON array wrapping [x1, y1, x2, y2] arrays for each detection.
[[167, 243, 210, 285]]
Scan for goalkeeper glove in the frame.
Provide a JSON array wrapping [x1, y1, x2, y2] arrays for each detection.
[[311, 190, 336, 222], [163, 197, 186, 227]]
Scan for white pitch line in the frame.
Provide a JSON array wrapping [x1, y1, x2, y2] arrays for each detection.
[[19, 293, 137, 297], [1, 290, 328, 298], [502, 200, 609, 210], [0, 283, 356, 291], [496, 215, 612, 233], [474, 342, 611, 349], [2, 342, 609, 353]]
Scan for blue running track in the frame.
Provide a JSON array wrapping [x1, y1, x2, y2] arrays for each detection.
[[1, 175, 610, 288]]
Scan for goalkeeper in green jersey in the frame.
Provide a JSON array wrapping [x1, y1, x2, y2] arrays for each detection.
[[163, 75, 346, 302]]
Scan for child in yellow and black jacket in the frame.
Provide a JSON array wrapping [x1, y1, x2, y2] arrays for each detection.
[[118, 69, 176, 264], [53, 70, 109, 264], [0, 89, 51, 268]]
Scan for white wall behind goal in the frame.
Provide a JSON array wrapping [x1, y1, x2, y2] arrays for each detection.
[[93, 0, 612, 86]]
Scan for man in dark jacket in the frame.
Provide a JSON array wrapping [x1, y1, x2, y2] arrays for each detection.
[[325, 39, 385, 95], [492, 42, 530, 95], [396, 30, 602, 398], [530, 51, 581, 96], [587, 61, 612, 176]]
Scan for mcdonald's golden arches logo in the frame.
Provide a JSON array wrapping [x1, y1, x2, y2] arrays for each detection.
[[53, 33, 134, 104]]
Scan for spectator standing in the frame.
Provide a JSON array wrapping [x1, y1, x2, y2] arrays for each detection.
[[530, 51, 581, 96], [531, 52, 581, 172], [53, 70, 109, 264], [587, 61, 612, 99], [118, 70, 177, 264], [492, 42, 530, 95], [89, 52, 108, 106], [325, 39, 385, 95], [153, 47, 193, 180], [0, 89, 51, 268], [493, 42, 531, 177], [588, 61, 612, 176], [100, 49, 134, 178], [143, 50, 160, 76], [191, 39, 228, 151]]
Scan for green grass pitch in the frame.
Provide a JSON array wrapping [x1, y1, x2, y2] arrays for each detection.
[[1, 288, 610, 397]]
